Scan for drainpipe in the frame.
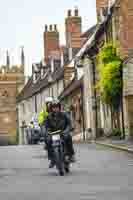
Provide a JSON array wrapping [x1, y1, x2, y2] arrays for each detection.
[[91, 57, 98, 140], [35, 95, 37, 113], [120, 62, 125, 139], [81, 85, 86, 141]]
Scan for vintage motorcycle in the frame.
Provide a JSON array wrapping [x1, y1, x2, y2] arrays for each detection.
[[48, 130, 71, 176]]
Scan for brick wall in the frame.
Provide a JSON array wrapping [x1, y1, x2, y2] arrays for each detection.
[[96, 0, 133, 58], [96, 0, 109, 17], [65, 9, 82, 48], [44, 24, 60, 63], [120, 0, 133, 57]]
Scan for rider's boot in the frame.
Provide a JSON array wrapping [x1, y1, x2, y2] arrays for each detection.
[[69, 154, 76, 163]]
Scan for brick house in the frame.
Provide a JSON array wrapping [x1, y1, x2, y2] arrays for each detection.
[[73, 0, 133, 140], [95, 0, 133, 138]]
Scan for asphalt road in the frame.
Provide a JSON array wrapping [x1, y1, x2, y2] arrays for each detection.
[[0, 143, 132, 200]]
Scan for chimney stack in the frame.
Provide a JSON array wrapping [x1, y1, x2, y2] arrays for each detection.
[[43, 24, 60, 63], [65, 8, 82, 48]]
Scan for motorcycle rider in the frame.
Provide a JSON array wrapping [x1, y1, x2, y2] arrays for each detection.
[[31, 113, 41, 144], [38, 97, 53, 126], [39, 97, 53, 151], [43, 100, 75, 168]]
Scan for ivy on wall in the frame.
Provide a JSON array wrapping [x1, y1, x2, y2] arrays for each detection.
[[96, 42, 123, 131], [97, 42, 122, 112]]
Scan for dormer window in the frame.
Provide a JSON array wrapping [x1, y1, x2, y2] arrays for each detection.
[[41, 68, 44, 77], [61, 51, 64, 67], [99, 7, 108, 22], [40, 59, 47, 79], [50, 58, 54, 73], [33, 72, 37, 83]]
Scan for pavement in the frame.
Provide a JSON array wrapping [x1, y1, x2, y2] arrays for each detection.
[[95, 137, 133, 154], [0, 144, 132, 199]]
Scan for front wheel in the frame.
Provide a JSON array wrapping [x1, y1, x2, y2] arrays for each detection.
[[59, 170, 64, 176], [64, 163, 70, 173], [53, 147, 64, 176]]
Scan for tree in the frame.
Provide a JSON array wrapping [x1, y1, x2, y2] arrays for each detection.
[[97, 42, 122, 131]]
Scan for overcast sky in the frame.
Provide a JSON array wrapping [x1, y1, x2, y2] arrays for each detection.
[[0, 0, 97, 75]]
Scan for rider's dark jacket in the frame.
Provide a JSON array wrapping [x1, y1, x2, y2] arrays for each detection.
[[43, 111, 72, 137]]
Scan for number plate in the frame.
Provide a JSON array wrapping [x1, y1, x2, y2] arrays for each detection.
[[52, 134, 60, 141]]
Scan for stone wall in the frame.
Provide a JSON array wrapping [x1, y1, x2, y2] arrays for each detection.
[[0, 82, 17, 144]]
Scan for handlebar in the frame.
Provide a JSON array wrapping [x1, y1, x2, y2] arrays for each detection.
[[48, 130, 62, 135]]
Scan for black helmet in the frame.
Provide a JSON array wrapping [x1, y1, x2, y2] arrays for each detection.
[[51, 99, 61, 109]]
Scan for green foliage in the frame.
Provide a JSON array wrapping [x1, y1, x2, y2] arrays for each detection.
[[111, 128, 121, 137], [97, 42, 122, 111]]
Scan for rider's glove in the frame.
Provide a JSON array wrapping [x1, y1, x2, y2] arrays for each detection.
[[62, 131, 69, 140]]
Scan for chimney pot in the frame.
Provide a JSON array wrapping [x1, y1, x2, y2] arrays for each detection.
[[74, 7, 79, 16], [49, 24, 52, 31], [68, 9, 71, 17], [54, 24, 57, 31], [45, 25, 48, 32]]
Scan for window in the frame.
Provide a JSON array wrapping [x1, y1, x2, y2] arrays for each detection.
[[33, 73, 37, 83], [41, 68, 44, 77], [22, 103, 25, 114], [1, 90, 8, 98]]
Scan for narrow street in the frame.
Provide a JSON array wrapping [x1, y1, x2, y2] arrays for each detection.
[[0, 144, 132, 200]]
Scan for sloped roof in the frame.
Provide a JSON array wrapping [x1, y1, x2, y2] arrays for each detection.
[[59, 78, 83, 100], [76, 6, 114, 60], [17, 47, 81, 103], [17, 77, 33, 102], [17, 65, 64, 102], [81, 25, 97, 38]]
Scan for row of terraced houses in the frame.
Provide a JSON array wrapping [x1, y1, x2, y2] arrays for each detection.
[[17, 0, 133, 144]]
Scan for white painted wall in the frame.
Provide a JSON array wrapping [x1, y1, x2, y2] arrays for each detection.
[[58, 80, 64, 96], [83, 57, 94, 139], [36, 93, 42, 113], [17, 74, 64, 144]]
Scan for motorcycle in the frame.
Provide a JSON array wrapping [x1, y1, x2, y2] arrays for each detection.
[[48, 130, 70, 176], [31, 128, 41, 144]]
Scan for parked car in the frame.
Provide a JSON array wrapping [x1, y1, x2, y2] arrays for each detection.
[[30, 128, 41, 144], [26, 125, 42, 145]]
